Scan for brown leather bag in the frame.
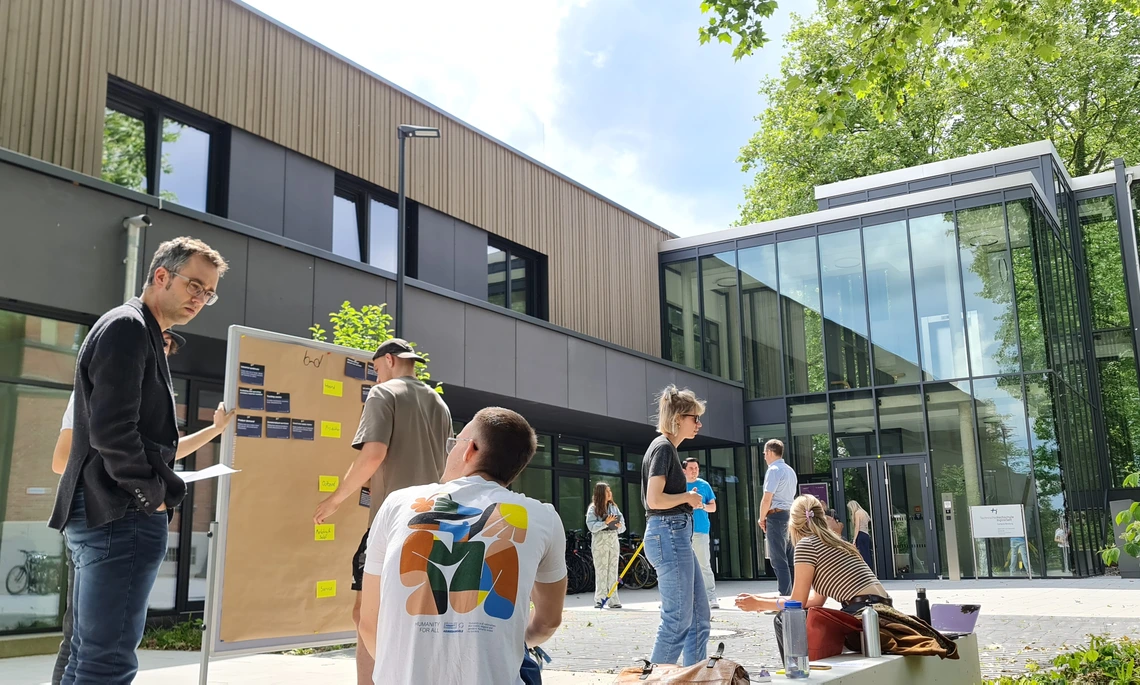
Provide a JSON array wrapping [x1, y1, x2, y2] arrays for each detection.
[[612, 643, 752, 683]]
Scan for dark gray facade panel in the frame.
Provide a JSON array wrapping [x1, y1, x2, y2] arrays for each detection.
[[953, 192, 1006, 211], [605, 350, 648, 425], [141, 215, 249, 340], [673, 372, 710, 419], [729, 385, 745, 442], [644, 365, 678, 424], [282, 151, 334, 251], [453, 219, 488, 299], [994, 159, 1043, 176], [515, 322, 569, 408], [744, 398, 786, 429], [0, 163, 145, 317], [227, 129, 286, 235], [817, 218, 860, 234], [660, 248, 699, 263], [908, 176, 951, 192], [867, 183, 909, 200], [243, 240, 316, 337], [861, 209, 908, 226], [827, 191, 868, 208], [567, 338, 608, 414], [403, 286, 464, 386], [950, 167, 995, 184], [386, 279, 397, 322], [463, 305, 516, 396], [416, 206, 456, 290], [698, 241, 735, 256], [908, 201, 954, 218], [311, 260, 390, 333], [703, 381, 737, 441]]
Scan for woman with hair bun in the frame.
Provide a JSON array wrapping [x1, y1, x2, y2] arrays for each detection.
[[640, 385, 710, 667], [735, 494, 891, 660]]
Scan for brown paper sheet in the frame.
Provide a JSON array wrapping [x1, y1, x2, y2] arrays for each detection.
[[218, 334, 372, 644]]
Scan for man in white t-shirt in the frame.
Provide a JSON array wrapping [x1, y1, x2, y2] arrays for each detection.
[[358, 407, 567, 685]]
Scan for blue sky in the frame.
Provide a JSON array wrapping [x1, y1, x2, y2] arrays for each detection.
[[243, 0, 799, 237]]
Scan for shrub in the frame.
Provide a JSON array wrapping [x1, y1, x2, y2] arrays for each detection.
[[986, 635, 1139, 684]]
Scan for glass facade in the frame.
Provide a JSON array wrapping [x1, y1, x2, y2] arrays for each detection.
[[661, 179, 1120, 578]]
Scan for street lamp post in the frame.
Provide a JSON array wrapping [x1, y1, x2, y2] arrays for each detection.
[[395, 124, 441, 338]]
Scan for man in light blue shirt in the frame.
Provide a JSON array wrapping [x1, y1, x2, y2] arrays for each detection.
[[758, 439, 798, 595], [682, 458, 718, 609]]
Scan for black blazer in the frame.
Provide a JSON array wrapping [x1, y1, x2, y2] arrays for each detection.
[[50, 298, 185, 530]]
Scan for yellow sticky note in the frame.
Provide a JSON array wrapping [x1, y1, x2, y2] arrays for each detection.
[[314, 523, 335, 541], [323, 379, 343, 397], [319, 475, 339, 492], [316, 580, 336, 598], [320, 421, 341, 438]]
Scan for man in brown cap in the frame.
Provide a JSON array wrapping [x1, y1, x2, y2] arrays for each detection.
[[313, 338, 452, 685]]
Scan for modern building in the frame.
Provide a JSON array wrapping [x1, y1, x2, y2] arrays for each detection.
[[0, 0, 1138, 653]]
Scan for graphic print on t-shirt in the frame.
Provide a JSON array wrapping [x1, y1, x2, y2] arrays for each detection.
[[400, 493, 525, 620]]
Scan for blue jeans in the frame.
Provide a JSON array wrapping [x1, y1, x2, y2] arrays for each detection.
[[62, 486, 169, 685], [643, 513, 710, 666], [766, 511, 795, 595]]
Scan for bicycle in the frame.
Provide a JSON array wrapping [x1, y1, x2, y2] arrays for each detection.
[[6, 549, 63, 596], [619, 533, 657, 590], [564, 530, 595, 595]]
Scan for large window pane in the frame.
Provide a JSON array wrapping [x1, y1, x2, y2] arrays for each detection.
[[701, 252, 741, 380], [1078, 195, 1128, 329], [820, 230, 871, 390], [532, 434, 552, 468], [557, 475, 586, 534], [740, 244, 782, 398], [588, 443, 622, 475], [0, 313, 89, 385], [957, 204, 1019, 376], [625, 481, 646, 537], [973, 377, 1040, 577], [1008, 201, 1047, 372], [911, 214, 970, 380], [709, 447, 754, 579], [863, 221, 921, 385], [186, 388, 223, 603], [101, 107, 148, 194], [662, 260, 701, 371], [332, 195, 361, 261], [877, 385, 925, 455], [160, 118, 210, 211], [1094, 330, 1140, 485], [488, 245, 507, 308], [779, 238, 825, 394], [831, 390, 876, 458], [1025, 374, 1069, 575], [925, 381, 982, 578], [368, 199, 398, 272], [0, 384, 71, 633], [515, 467, 553, 505], [788, 395, 829, 476], [557, 441, 584, 467], [510, 253, 532, 315]]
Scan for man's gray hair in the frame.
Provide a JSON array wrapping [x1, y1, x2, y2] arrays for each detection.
[[144, 236, 228, 287]]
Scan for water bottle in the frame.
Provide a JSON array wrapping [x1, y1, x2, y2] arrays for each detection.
[[861, 606, 882, 658], [781, 600, 810, 678], [915, 587, 931, 625]]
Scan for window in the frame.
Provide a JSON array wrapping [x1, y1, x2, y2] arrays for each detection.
[[487, 237, 545, 318], [332, 177, 399, 272], [101, 79, 225, 213]]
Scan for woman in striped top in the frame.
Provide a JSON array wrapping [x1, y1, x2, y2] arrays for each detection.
[[735, 494, 891, 659]]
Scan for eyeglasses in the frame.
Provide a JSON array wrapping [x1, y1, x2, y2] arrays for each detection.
[[446, 437, 473, 452], [170, 271, 219, 306], [162, 337, 171, 349], [681, 414, 702, 424]]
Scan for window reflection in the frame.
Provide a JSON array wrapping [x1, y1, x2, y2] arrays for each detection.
[[160, 118, 211, 211], [863, 221, 921, 385], [101, 107, 148, 194], [1008, 202, 1046, 372], [957, 204, 1018, 376], [740, 245, 782, 398], [831, 390, 875, 457], [368, 200, 398, 272], [876, 386, 925, 455], [820, 230, 871, 389], [709, 447, 754, 579], [487, 246, 507, 308], [779, 238, 826, 394], [662, 260, 701, 371], [701, 252, 741, 380], [510, 254, 531, 315], [788, 395, 830, 475], [332, 195, 361, 261], [911, 214, 970, 380], [925, 381, 981, 578]]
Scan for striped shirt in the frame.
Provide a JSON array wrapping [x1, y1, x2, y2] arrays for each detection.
[[794, 535, 881, 604]]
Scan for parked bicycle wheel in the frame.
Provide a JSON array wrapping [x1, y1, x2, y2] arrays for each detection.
[[6, 565, 28, 595]]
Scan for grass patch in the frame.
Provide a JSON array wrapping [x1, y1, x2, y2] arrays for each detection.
[[139, 619, 202, 651]]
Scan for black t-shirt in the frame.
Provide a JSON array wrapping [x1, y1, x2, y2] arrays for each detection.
[[641, 435, 691, 518]]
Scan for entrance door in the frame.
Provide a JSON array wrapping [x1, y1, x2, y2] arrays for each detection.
[[835, 456, 937, 580]]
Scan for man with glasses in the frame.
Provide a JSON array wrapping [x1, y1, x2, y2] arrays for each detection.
[[313, 338, 451, 685], [49, 236, 227, 685]]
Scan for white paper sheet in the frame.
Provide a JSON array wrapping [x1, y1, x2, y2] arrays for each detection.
[[178, 463, 241, 484]]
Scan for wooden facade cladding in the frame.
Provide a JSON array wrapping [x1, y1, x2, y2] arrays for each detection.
[[0, 0, 667, 355]]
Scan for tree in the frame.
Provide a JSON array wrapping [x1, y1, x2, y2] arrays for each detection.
[[101, 110, 180, 202], [701, 0, 1140, 135], [310, 301, 442, 394]]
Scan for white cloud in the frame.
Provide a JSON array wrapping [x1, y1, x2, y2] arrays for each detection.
[[584, 49, 610, 68], [243, 0, 727, 237]]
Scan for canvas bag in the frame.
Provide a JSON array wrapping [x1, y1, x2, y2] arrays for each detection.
[[612, 643, 750, 684]]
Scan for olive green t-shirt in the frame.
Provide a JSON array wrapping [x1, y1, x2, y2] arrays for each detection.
[[351, 376, 452, 523]]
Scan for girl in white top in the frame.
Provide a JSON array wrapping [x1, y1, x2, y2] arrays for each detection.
[[586, 482, 626, 608]]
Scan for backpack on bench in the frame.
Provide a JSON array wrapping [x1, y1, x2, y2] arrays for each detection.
[[613, 643, 750, 683]]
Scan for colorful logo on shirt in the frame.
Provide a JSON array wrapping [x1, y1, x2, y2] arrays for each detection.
[[400, 494, 527, 620]]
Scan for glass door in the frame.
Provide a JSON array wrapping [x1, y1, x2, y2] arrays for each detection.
[[835, 456, 937, 580]]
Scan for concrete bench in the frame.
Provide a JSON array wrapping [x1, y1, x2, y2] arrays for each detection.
[[795, 633, 981, 684]]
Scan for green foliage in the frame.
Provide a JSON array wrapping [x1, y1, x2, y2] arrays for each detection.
[[1101, 471, 1140, 565], [702, 0, 1140, 136], [310, 301, 442, 394], [100, 109, 179, 201], [987, 635, 1140, 684], [139, 619, 203, 651], [734, 0, 1140, 224]]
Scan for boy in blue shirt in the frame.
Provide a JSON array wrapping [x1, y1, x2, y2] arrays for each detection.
[[682, 458, 718, 609]]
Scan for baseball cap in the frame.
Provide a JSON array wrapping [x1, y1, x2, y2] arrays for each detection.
[[373, 338, 425, 363]]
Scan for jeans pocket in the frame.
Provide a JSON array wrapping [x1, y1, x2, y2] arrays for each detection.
[[67, 523, 112, 569], [665, 516, 689, 532], [643, 533, 663, 568]]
